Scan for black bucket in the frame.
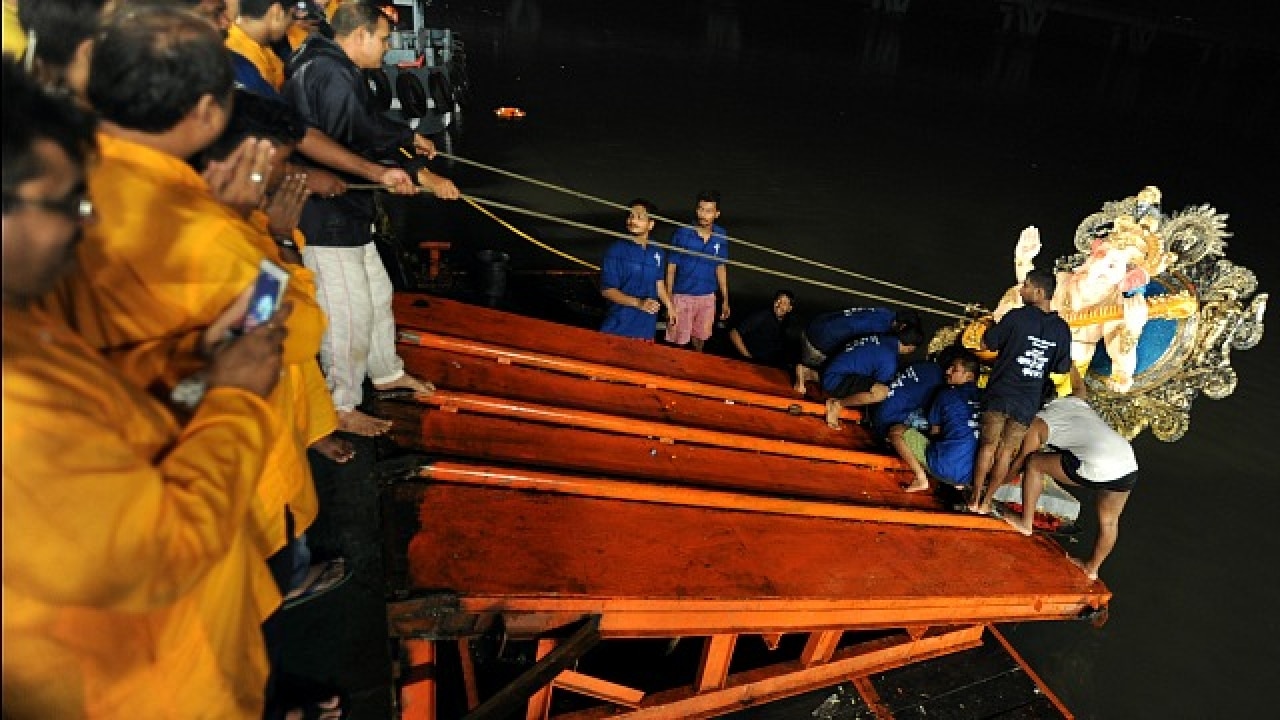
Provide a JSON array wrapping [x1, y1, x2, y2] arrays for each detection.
[[475, 249, 510, 307]]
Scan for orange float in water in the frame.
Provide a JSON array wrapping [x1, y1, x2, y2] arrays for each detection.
[[493, 106, 527, 119]]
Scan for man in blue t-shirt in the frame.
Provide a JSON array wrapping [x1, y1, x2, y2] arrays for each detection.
[[801, 306, 921, 368], [868, 359, 945, 439], [664, 190, 729, 351], [968, 269, 1074, 512], [811, 332, 918, 429], [888, 351, 983, 492], [600, 199, 676, 340]]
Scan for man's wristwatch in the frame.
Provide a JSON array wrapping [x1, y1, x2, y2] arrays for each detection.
[[171, 372, 208, 411]]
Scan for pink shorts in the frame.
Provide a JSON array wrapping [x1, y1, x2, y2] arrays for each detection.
[[666, 293, 716, 345]]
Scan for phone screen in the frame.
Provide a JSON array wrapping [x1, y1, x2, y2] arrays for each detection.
[[241, 260, 288, 332]]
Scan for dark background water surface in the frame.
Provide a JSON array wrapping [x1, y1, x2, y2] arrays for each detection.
[[402, 1, 1278, 716]]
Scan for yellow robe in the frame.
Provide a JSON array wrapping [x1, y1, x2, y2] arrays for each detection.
[[2, 306, 275, 719], [246, 210, 339, 504], [2, 0, 24, 60], [225, 24, 284, 91], [43, 133, 326, 590]]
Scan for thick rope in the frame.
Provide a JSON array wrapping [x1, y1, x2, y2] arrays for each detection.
[[344, 184, 967, 319], [434, 151, 971, 311]]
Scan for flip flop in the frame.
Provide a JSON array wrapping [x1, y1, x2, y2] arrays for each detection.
[[282, 557, 351, 611]]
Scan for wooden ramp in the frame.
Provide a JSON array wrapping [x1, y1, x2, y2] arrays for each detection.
[[381, 294, 1106, 720]]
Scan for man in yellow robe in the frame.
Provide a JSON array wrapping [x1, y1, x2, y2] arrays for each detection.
[[43, 7, 324, 608], [2, 56, 288, 719]]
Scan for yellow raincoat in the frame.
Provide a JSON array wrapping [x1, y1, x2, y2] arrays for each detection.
[[44, 133, 327, 593], [2, 306, 274, 719]]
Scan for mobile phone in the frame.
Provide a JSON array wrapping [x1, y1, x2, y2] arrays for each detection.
[[241, 259, 290, 333]]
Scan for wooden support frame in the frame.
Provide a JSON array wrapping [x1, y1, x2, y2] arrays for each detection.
[[550, 625, 984, 719], [460, 616, 602, 720], [397, 330, 860, 423], [695, 635, 738, 692], [399, 639, 437, 720]]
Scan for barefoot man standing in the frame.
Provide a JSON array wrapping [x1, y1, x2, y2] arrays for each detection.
[[1001, 379, 1137, 582]]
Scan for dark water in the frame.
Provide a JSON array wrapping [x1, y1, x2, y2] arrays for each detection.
[[411, 1, 1279, 716]]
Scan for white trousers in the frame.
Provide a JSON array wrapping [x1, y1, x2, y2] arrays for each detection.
[[303, 243, 405, 411]]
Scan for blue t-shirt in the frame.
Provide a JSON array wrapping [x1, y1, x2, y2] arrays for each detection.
[[925, 382, 982, 485], [982, 305, 1073, 424], [668, 224, 728, 296], [600, 239, 667, 340], [869, 361, 945, 435], [806, 307, 896, 354], [232, 52, 282, 98], [821, 334, 900, 394]]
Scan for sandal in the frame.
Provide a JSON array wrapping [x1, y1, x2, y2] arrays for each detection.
[[282, 557, 351, 610]]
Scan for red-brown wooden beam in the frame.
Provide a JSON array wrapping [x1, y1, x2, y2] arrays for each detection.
[[420, 462, 1010, 532], [398, 331, 859, 422], [416, 390, 899, 470], [383, 406, 936, 510], [393, 294, 795, 397], [399, 483, 1111, 633], [398, 343, 878, 451]]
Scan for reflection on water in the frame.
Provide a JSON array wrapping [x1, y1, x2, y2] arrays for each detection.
[[702, 0, 741, 61]]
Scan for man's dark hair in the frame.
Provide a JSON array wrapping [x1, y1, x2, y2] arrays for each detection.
[[896, 323, 925, 347], [696, 189, 721, 207], [88, 6, 234, 134], [19, 0, 108, 75], [1025, 268, 1057, 299], [951, 349, 980, 377], [893, 309, 921, 332], [240, 0, 287, 20], [627, 198, 657, 215], [331, 1, 388, 37], [1, 57, 97, 201], [198, 89, 307, 166]]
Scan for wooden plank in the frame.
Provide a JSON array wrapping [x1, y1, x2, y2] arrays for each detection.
[[399, 639, 437, 720], [696, 635, 738, 692], [393, 294, 795, 397], [464, 616, 601, 720], [420, 462, 1011, 532], [399, 484, 1110, 628], [387, 408, 936, 510], [397, 331, 858, 422], [554, 670, 646, 708], [414, 390, 902, 470], [851, 676, 893, 719], [525, 639, 557, 720], [799, 630, 842, 667], [398, 343, 877, 450], [458, 638, 480, 711]]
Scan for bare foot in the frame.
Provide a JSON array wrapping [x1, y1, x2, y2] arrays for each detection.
[[902, 475, 930, 493], [824, 398, 843, 430], [337, 409, 391, 437], [1067, 556, 1099, 581], [999, 507, 1033, 536], [311, 434, 355, 463], [374, 373, 435, 395]]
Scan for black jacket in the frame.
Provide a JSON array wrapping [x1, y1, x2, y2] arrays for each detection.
[[282, 35, 427, 247]]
